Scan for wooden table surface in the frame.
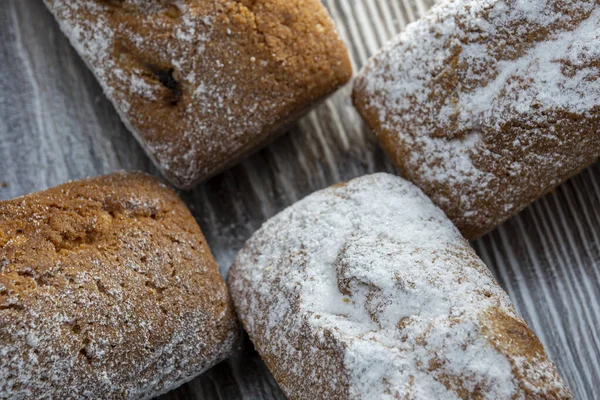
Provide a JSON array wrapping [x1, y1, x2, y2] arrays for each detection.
[[1, 0, 599, 399]]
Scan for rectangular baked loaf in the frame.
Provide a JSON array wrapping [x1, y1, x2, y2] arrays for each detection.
[[228, 173, 571, 399], [44, 0, 352, 189], [0, 172, 239, 399], [353, 0, 600, 239]]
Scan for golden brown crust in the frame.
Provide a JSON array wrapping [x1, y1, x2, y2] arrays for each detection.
[[0, 172, 239, 399], [479, 308, 565, 400], [44, 0, 352, 189]]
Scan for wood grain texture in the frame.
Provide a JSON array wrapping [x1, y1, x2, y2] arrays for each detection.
[[0, 0, 598, 399]]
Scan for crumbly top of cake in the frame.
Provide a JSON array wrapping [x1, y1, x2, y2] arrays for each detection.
[[0, 172, 239, 399], [228, 173, 571, 399], [44, 0, 352, 188], [354, 0, 600, 238]]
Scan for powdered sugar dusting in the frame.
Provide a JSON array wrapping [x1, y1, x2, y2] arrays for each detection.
[[44, 0, 220, 186], [44, 0, 351, 188], [354, 0, 600, 238], [228, 173, 571, 399], [0, 172, 239, 399]]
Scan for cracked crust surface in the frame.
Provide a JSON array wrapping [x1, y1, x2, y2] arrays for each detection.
[[228, 173, 571, 399], [0, 172, 240, 399], [353, 0, 600, 239], [44, 0, 352, 189]]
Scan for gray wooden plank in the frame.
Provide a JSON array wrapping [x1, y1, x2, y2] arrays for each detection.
[[0, 0, 598, 399]]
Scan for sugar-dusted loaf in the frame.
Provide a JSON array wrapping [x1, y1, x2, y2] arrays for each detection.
[[44, 0, 352, 189], [228, 173, 571, 399], [0, 172, 239, 399], [353, 0, 600, 239]]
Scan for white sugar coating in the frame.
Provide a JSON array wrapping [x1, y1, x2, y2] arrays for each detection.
[[228, 173, 571, 399], [354, 0, 600, 237]]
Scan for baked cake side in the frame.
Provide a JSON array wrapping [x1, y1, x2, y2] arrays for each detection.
[[44, 0, 352, 189], [0, 172, 239, 399], [353, 0, 600, 239]]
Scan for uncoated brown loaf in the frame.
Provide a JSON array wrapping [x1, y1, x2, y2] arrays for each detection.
[[0, 172, 239, 399], [353, 0, 600, 239], [44, 0, 353, 189]]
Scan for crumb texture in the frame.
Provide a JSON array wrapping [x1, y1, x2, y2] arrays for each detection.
[[228, 173, 572, 399], [353, 0, 600, 239], [0, 172, 239, 399], [43, 0, 352, 188]]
